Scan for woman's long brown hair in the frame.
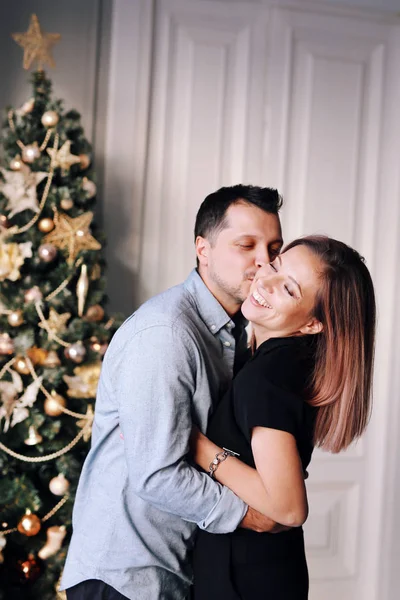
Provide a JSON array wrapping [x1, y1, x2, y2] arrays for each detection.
[[284, 236, 376, 453]]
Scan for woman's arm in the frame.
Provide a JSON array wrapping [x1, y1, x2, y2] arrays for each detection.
[[191, 427, 308, 527]]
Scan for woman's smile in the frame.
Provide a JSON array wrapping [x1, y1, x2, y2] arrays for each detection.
[[251, 289, 272, 309]]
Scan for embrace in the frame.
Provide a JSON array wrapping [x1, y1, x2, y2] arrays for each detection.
[[61, 185, 376, 600]]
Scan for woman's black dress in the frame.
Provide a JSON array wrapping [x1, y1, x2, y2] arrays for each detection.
[[192, 335, 318, 600]]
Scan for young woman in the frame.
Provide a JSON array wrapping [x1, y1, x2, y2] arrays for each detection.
[[191, 235, 376, 600]]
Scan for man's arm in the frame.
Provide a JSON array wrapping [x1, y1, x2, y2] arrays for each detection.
[[110, 323, 247, 534]]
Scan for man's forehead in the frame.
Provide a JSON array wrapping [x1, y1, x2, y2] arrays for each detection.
[[223, 205, 282, 238]]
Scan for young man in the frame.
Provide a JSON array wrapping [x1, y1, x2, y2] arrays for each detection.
[[62, 185, 284, 600]]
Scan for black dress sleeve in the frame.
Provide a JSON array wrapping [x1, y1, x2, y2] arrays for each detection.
[[232, 341, 313, 443]]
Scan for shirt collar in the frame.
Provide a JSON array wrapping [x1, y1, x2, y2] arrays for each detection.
[[184, 269, 233, 335]]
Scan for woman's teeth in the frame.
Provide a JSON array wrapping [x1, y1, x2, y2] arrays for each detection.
[[252, 290, 272, 309]]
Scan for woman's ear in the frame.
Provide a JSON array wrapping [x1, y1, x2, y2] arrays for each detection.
[[299, 318, 323, 336], [195, 236, 210, 267]]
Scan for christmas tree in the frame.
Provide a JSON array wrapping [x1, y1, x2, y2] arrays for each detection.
[[0, 15, 122, 599]]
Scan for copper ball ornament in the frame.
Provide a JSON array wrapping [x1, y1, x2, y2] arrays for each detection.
[[60, 197, 74, 210], [38, 218, 54, 233], [7, 310, 24, 327], [17, 511, 42, 537], [0, 214, 9, 229], [49, 473, 70, 496], [14, 356, 30, 375], [38, 243, 57, 262], [16, 554, 42, 583], [41, 110, 59, 127], [89, 337, 108, 356], [22, 143, 41, 163], [85, 304, 105, 322], [24, 286, 43, 303], [64, 341, 86, 363], [27, 347, 48, 366], [79, 154, 91, 170], [82, 177, 97, 198], [44, 390, 66, 417], [10, 155, 22, 171]]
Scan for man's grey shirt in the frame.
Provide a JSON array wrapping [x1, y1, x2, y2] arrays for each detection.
[[61, 270, 247, 599]]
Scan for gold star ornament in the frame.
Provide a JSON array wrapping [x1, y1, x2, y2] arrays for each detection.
[[43, 210, 101, 264], [39, 307, 71, 339], [47, 141, 81, 172], [12, 14, 61, 71]]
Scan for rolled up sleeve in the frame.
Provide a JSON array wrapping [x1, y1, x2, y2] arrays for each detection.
[[110, 323, 247, 534]]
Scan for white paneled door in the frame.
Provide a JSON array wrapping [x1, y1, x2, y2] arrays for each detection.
[[105, 1, 400, 599]]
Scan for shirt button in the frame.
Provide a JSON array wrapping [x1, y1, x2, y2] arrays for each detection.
[[224, 341, 231, 347], [211, 325, 216, 331]]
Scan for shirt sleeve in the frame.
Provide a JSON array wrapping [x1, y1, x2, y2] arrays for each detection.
[[233, 345, 306, 441], [108, 323, 247, 534]]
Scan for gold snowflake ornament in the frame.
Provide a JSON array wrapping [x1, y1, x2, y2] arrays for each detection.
[[43, 210, 101, 264], [47, 141, 81, 172], [12, 14, 61, 71]]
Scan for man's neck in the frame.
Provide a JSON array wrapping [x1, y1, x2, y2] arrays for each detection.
[[196, 268, 241, 317]]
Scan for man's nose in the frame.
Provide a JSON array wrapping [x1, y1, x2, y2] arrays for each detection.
[[255, 249, 269, 268]]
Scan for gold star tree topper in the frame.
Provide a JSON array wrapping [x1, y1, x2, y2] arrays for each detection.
[[47, 141, 81, 172], [43, 211, 101, 264], [12, 14, 61, 71]]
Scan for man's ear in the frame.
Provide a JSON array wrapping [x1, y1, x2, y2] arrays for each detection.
[[299, 318, 323, 336], [195, 236, 210, 267]]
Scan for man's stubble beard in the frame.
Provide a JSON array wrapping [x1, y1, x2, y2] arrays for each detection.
[[209, 266, 256, 306]]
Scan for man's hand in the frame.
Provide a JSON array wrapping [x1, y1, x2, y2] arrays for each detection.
[[239, 506, 291, 534]]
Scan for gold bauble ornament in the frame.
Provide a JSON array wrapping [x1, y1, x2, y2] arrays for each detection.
[[17, 510, 42, 537], [81, 177, 96, 198], [24, 425, 43, 446], [38, 525, 66, 560], [38, 243, 57, 262], [10, 155, 23, 171], [12, 14, 61, 71], [38, 217, 54, 233], [79, 154, 91, 170], [24, 286, 43, 303], [7, 310, 24, 327], [49, 473, 70, 496], [22, 142, 41, 164], [41, 350, 61, 368], [41, 110, 59, 127], [44, 390, 66, 416], [0, 333, 14, 355], [14, 356, 30, 375], [64, 341, 86, 364], [85, 304, 104, 322], [60, 197, 73, 210]]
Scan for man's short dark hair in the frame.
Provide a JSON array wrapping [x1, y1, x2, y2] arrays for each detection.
[[194, 184, 283, 244]]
